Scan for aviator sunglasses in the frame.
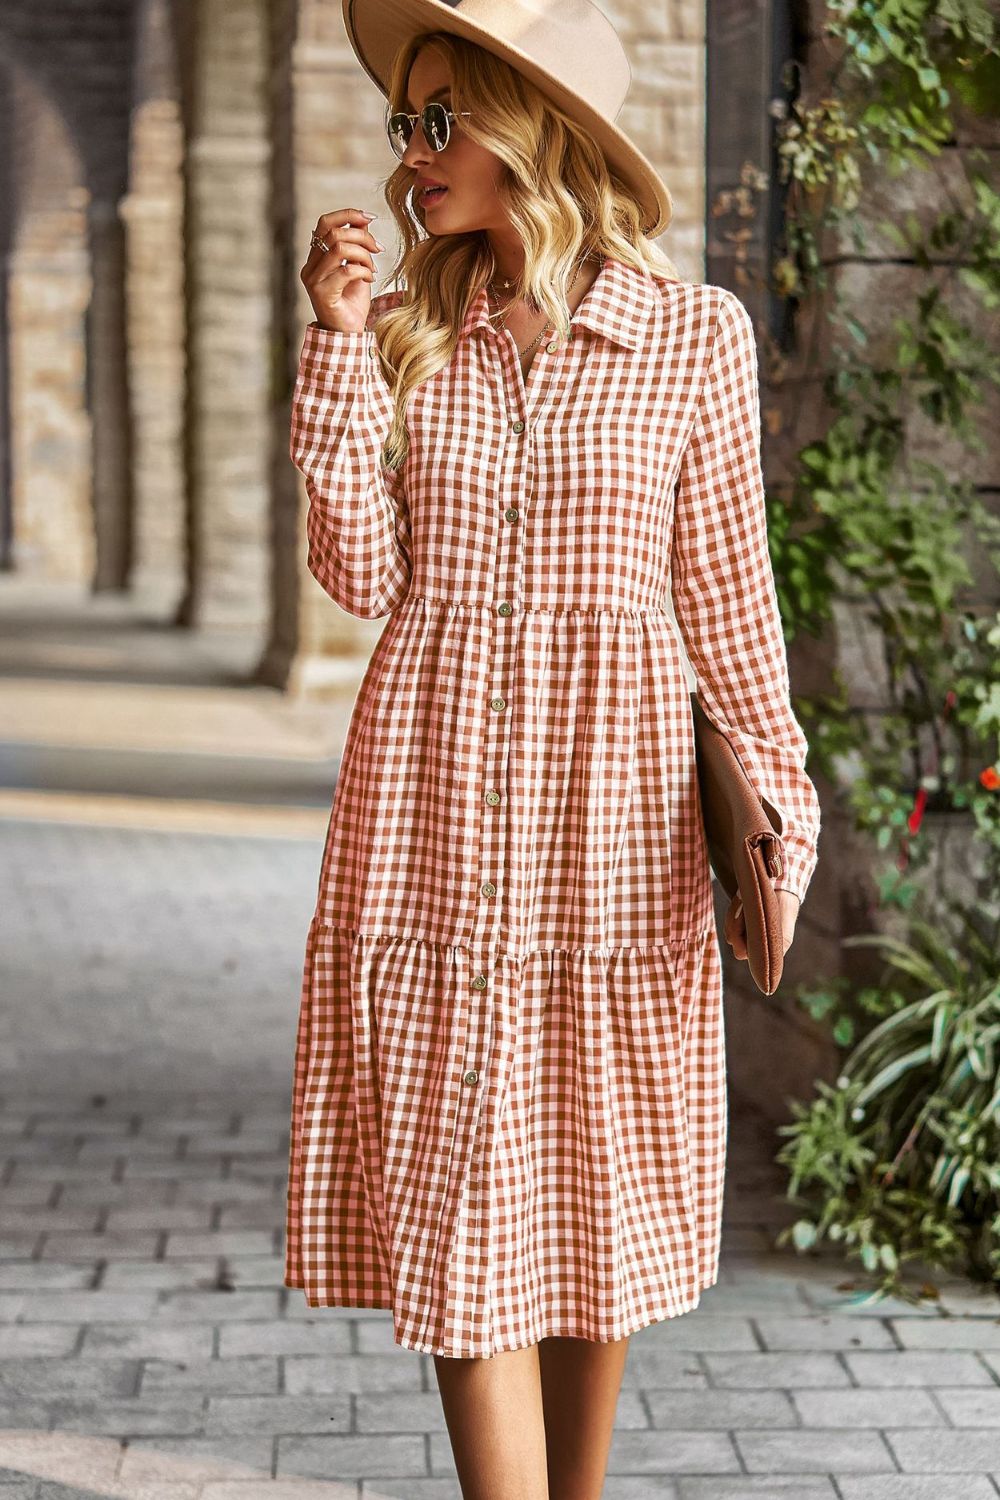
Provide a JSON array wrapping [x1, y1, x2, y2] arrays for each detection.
[[386, 101, 472, 159]]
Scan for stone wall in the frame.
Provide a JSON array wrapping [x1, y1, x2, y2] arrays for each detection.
[[720, 6, 1000, 1125]]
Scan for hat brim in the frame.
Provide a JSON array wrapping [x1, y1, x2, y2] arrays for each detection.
[[342, 0, 673, 237]]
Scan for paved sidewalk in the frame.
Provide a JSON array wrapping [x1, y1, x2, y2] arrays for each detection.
[[4, 819, 1000, 1500], [3, 1083, 1000, 1500], [3, 581, 1000, 1499], [0, 579, 363, 763]]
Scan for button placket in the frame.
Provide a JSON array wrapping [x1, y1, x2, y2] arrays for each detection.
[[469, 369, 529, 957], [459, 329, 535, 1314], [471, 591, 521, 953]]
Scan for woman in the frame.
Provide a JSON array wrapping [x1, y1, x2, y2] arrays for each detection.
[[285, 0, 822, 1494]]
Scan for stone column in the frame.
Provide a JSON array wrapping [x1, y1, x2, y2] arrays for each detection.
[[256, 0, 388, 692], [4, 63, 94, 584], [0, 65, 13, 570], [255, 0, 300, 689], [118, 0, 187, 617], [180, 0, 272, 639]]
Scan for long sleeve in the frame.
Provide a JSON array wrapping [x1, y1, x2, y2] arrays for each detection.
[[289, 317, 412, 619], [670, 288, 821, 904]]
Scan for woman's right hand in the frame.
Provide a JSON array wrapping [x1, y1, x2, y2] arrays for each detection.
[[300, 209, 384, 333]]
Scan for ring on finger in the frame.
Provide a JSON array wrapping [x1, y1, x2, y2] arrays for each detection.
[[310, 234, 330, 253]]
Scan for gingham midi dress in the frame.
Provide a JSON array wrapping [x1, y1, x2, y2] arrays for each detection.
[[284, 256, 821, 1359]]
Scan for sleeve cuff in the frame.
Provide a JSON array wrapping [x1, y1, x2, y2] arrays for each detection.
[[299, 322, 381, 382], [771, 836, 819, 904]]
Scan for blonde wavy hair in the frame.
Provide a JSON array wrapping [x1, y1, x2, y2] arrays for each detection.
[[372, 30, 683, 468]]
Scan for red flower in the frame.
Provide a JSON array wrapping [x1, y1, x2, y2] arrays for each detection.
[[980, 765, 1000, 791], [907, 785, 929, 834]]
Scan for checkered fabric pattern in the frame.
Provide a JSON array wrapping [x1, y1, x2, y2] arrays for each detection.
[[284, 257, 821, 1358]]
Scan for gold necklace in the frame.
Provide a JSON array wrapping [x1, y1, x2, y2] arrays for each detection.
[[487, 256, 590, 358], [487, 251, 595, 299]]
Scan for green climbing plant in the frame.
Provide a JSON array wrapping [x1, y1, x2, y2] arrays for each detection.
[[748, 0, 1000, 1295]]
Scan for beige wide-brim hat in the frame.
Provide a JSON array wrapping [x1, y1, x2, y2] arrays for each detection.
[[341, 0, 674, 238]]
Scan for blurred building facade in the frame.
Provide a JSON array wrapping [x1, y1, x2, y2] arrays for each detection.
[[0, 0, 707, 693]]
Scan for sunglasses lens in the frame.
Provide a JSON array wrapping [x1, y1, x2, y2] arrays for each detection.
[[387, 113, 412, 157], [422, 103, 450, 151], [387, 103, 457, 158]]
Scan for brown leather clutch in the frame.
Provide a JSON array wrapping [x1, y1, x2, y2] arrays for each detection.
[[691, 693, 787, 995]]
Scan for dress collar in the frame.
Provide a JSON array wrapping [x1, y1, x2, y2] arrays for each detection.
[[458, 255, 660, 351]]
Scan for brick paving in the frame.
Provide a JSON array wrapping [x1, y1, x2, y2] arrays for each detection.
[[3, 816, 1000, 1499]]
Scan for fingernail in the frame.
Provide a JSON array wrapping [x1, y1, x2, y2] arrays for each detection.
[[374, 240, 385, 251], [362, 212, 377, 220]]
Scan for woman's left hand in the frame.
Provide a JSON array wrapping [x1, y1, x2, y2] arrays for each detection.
[[724, 888, 800, 960]]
